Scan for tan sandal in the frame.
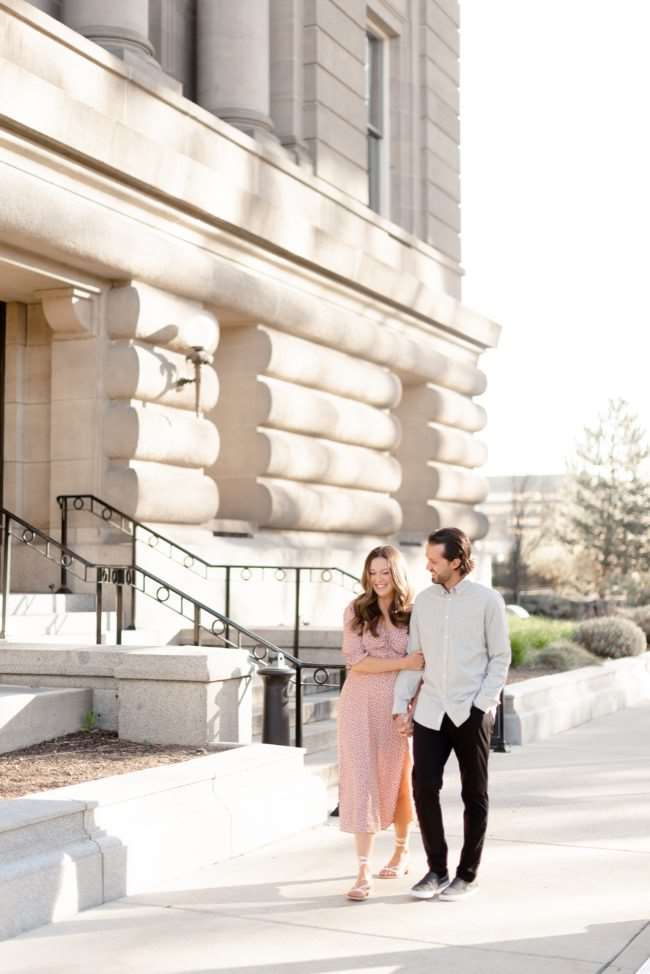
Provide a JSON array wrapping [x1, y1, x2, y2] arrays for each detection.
[[378, 837, 409, 879], [346, 857, 372, 901]]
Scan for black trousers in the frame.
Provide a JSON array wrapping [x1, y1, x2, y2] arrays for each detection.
[[412, 708, 493, 883]]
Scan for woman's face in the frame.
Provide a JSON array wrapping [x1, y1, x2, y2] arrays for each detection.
[[368, 557, 394, 599]]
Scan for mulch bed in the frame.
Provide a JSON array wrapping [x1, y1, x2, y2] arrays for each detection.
[[0, 730, 209, 800], [0, 667, 553, 800]]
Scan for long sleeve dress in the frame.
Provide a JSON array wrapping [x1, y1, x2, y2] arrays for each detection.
[[337, 601, 413, 834]]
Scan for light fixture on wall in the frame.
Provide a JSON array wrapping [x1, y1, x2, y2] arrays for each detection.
[[176, 345, 213, 416]]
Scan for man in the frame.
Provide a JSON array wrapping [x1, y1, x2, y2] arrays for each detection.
[[393, 527, 510, 901]]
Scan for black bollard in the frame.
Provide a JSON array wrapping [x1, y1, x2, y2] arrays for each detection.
[[490, 690, 510, 753], [258, 653, 295, 746]]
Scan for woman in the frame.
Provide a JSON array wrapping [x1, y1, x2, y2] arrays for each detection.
[[338, 545, 424, 901]]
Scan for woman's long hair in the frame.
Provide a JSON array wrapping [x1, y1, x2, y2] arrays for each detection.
[[351, 545, 413, 636]]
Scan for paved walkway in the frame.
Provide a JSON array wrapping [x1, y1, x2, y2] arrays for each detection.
[[1, 704, 650, 974]]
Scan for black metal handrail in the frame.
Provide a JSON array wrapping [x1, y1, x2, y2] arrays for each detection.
[[0, 507, 345, 747], [0, 508, 132, 644], [56, 494, 363, 649]]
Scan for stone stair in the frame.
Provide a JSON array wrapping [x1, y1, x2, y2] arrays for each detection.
[[1, 593, 159, 645], [251, 676, 340, 757], [1, 601, 343, 758], [0, 684, 92, 754]]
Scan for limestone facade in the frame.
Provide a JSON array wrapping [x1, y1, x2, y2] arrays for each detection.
[[0, 0, 497, 599]]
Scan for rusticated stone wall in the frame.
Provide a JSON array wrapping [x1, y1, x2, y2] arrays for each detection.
[[210, 325, 402, 534], [103, 283, 220, 524]]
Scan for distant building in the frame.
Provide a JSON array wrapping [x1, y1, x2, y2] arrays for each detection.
[[0, 1, 499, 622], [480, 474, 566, 570]]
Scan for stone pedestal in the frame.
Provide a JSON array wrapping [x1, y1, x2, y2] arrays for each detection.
[[116, 647, 255, 746]]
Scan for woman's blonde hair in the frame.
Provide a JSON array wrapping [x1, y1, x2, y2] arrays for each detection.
[[351, 545, 413, 636]]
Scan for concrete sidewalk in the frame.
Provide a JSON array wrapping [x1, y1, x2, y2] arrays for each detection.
[[1, 704, 649, 974]]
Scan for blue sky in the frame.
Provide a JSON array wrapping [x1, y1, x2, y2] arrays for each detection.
[[460, 0, 650, 475]]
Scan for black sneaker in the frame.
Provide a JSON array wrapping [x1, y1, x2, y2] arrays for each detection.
[[410, 870, 450, 899], [439, 876, 479, 901]]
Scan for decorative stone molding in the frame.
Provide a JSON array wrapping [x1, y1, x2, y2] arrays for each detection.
[[36, 286, 97, 338], [107, 282, 219, 355], [218, 477, 402, 534]]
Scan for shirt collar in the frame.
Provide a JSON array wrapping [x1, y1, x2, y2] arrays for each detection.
[[435, 577, 469, 596]]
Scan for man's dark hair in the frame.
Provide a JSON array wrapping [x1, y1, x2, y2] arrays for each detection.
[[427, 527, 475, 576]]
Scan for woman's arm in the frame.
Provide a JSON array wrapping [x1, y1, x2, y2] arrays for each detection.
[[350, 652, 424, 674]]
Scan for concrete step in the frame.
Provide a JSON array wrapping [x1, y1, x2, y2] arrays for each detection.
[[3, 628, 161, 647], [4, 593, 96, 615], [305, 745, 339, 790], [0, 684, 93, 754], [251, 689, 339, 736], [301, 717, 337, 756], [4, 611, 118, 638], [176, 627, 344, 653]]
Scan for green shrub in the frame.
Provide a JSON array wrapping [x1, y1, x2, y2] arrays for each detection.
[[627, 606, 650, 644], [508, 616, 576, 668], [526, 640, 601, 672], [573, 616, 646, 659]]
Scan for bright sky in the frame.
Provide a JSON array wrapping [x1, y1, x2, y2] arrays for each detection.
[[460, 0, 650, 476]]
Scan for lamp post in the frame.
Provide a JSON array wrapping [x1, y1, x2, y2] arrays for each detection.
[[176, 345, 214, 416]]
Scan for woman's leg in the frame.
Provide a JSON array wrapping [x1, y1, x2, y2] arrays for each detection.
[[346, 832, 375, 898], [354, 832, 374, 877], [381, 755, 413, 871]]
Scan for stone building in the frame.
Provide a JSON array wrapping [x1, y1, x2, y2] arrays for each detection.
[[0, 0, 499, 626]]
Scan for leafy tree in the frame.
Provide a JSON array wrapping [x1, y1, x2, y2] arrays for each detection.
[[569, 398, 650, 597]]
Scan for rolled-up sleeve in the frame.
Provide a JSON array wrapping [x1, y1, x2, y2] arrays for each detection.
[[392, 604, 421, 715], [474, 592, 511, 712], [341, 603, 367, 667]]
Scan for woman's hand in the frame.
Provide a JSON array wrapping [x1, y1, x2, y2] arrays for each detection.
[[401, 651, 425, 671]]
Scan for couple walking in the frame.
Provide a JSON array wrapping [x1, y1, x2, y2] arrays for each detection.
[[337, 527, 511, 902]]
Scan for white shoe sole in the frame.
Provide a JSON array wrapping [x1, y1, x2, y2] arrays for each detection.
[[439, 886, 478, 901], [410, 881, 450, 900]]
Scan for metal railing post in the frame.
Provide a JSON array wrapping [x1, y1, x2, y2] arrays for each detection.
[[193, 603, 201, 646], [115, 573, 123, 646], [225, 566, 231, 644], [0, 514, 11, 639], [128, 531, 137, 629], [96, 577, 103, 644], [57, 500, 71, 593], [293, 568, 301, 658], [294, 666, 303, 748]]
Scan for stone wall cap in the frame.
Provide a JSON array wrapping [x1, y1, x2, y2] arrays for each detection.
[[0, 645, 136, 678], [13, 743, 303, 810], [505, 653, 650, 700], [114, 646, 255, 682], [0, 797, 88, 837]]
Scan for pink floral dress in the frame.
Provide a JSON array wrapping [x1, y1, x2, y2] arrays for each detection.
[[337, 601, 413, 834]]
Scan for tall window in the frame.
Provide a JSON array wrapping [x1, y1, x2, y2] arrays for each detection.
[[366, 31, 387, 214]]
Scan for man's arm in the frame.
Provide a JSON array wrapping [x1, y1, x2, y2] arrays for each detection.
[[392, 603, 423, 715], [474, 591, 511, 713]]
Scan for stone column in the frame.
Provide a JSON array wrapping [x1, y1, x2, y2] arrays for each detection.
[[269, 0, 311, 165], [196, 0, 277, 144], [62, 0, 179, 89]]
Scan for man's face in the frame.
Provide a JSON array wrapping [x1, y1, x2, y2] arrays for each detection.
[[425, 543, 459, 586]]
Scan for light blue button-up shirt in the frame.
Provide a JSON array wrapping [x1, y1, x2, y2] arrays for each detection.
[[392, 578, 511, 729]]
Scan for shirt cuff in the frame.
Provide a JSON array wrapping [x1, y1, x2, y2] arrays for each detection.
[[474, 693, 497, 714], [392, 701, 409, 716]]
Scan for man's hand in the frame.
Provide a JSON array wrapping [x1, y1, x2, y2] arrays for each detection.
[[393, 713, 413, 737]]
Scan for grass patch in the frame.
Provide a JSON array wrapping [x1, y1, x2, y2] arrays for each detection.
[[509, 616, 576, 668]]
